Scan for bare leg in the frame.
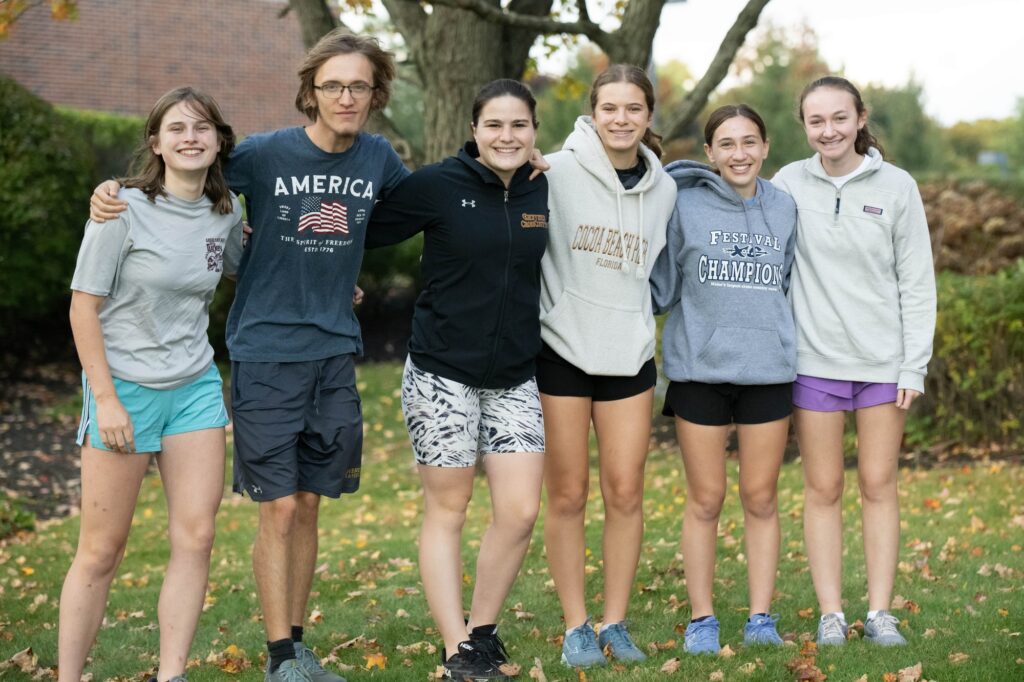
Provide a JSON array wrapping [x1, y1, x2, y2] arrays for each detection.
[[796, 408, 847, 614], [855, 403, 905, 613], [675, 419, 729, 619], [467, 451, 544, 628], [541, 394, 593, 630], [290, 491, 321, 630], [418, 464, 476, 656], [593, 389, 653, 624], [58, 444, 150, 682], [155, 428, 225, 679], [254, 495, 299, 642], [736, 418, 788, 615]]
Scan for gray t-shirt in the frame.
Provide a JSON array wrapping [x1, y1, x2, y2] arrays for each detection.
[[71, 188, 243, 389]]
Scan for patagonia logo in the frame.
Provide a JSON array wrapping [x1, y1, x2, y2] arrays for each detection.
[[863, 205, 884, 216], [521, 213, 548, 229]]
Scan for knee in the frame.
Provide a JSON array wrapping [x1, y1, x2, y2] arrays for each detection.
[[858, 472, 897, 504], [805, 476, 844, 507], [424, 492, 472, 530], [496, 499, 540, 540], [601, 476, 643, 516], [170, 518, 216, 556], [546, 484, 588, 518], [740, 486, 777, 521], [294, 492, 320, 524], [687, 488, 725, 523], [75, 536, 127, 579], [261, 496, 298, 534]]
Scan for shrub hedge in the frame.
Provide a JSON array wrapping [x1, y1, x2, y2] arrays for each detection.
[[910, 261, 1024, 450]]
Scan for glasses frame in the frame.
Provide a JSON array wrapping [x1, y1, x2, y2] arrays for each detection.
[[313, 81, 377, 100]]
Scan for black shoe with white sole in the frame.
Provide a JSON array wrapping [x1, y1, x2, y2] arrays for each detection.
[[442, 641, 510, 681]]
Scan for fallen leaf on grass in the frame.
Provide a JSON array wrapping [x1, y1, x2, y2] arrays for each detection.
[[364, 652, 386, 670], [798, 607, 815, 618], [949, 652, 969, 664], [660, 657, 680, 673], [854, 676, 868, 682], [709, 671, 724, 681], [528, 657, 547, 681], [897, 662, 923, 681], [499, 662, 522, 676], [308, 608, 323, 624], [718, 644, 736, 658], [205, 644, 252, 673], [883, 674, 898, 682]]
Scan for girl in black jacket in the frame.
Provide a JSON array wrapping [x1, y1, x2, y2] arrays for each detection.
[[366, 79, 548, 681]]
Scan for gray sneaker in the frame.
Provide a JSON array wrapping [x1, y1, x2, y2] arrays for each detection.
[[294, 643, 347, 682], [864, 611, 907, 646], [265, 659, 313, 682], [598, 621, 647, 662], [561, 620, 608, 668], [816, 612, 848, 647], [147, 677, 187, 682]]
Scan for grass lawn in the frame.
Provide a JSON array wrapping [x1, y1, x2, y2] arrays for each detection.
[[2, 361, 1023, 680]]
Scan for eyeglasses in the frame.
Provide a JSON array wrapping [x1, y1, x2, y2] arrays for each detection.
[[313, 81, 376, 99]]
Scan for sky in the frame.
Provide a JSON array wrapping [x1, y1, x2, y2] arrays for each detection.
[[651, 0, 1018, 125]]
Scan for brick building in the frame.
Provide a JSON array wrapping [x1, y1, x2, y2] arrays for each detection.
[[0, 0, 310, 135]]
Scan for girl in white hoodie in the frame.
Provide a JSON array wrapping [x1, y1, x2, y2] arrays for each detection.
[[538, 64, 677, 667], [772, 76, 936, 649]]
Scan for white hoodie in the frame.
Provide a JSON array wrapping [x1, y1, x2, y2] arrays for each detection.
[[540, 116, 677, 375]]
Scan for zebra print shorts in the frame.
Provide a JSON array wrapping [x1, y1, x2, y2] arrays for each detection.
[[401, 357, 545, 467]]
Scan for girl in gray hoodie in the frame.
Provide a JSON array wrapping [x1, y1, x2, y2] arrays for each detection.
[[650, 105, 797, 655]]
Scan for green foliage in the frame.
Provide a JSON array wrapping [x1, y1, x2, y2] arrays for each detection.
[[532, 46, 603, 152], [863, 80, 953, 174], [910, 262, 1024, 449], [57, 106, 143, 186], [0, 493, 35, 539], [0, 77, 93, 351]]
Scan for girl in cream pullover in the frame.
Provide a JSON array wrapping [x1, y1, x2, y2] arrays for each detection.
[[538, 65, 677, 668]]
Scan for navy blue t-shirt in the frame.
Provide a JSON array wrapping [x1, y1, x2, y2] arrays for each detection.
[[225, 127, 409, 362]]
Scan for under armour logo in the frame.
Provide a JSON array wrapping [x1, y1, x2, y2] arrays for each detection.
[[251, 485, 262, 495], [461, 199, 476, 208]]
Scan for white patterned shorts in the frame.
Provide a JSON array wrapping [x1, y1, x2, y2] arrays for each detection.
[[401, 357, 545, 467]]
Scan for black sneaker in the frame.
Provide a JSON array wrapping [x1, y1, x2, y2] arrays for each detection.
[[442, 641, 510, 681], [469, 624, 511, 668]]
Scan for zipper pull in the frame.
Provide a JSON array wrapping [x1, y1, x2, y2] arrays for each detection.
[[504, 190, 509, 203], [834, 193, 841, 226]]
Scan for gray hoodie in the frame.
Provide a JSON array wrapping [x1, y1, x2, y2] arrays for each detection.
[[540, 117, 677, 375], [650, 160, 797, 385]]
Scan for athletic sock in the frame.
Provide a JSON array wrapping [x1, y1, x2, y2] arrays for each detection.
[[292, 625, 304, 644], [268, 638, 296, 673], [867, 610, 879, 621], [748, 612, 769, 621], [821, 611, 846, 623], [691, 615, 714, 624]]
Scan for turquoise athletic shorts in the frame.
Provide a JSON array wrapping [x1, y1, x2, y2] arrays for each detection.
[[77, 363, 229, 453]]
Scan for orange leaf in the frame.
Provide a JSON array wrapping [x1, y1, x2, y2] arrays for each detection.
[[364, 652, 386, 670]]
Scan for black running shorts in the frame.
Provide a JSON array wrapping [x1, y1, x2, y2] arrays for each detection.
[[662, 380, 792, 426], [535, 343, 656, 402], [231, 355, 363, 501]]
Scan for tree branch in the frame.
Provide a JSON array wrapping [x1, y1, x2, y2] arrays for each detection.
[[575, 0, 591, 24], [662, 0, 771, 141], [418, 0, 607, 46]]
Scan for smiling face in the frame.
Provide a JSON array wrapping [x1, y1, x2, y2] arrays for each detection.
[[704, 115, 769, 199], [151, 101, 221, 176], [592, 81, 652, 169], [471, 95, 536, 185], [307, 53, 375, 150], [800, 86, 867, 175]]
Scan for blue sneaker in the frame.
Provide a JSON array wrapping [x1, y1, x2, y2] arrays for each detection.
[[816, 612, 848, 647], [743, 614, 783, 646], [598, 621, 647, 662], [683, 616, 721, 655], [864, 611, 907, 647], [561, 620, 607, 668]]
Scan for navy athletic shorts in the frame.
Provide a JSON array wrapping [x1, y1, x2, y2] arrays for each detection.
[[231, 354, 362, 501]]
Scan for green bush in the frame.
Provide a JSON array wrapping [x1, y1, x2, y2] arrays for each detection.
[[0, 77, 94, 354], [0, 493, 35, 539], [909, 261, 1024, 449], [58, 106, 143, 187]]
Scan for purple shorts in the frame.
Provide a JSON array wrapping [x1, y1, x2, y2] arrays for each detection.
[[792, 375, 898, 412]]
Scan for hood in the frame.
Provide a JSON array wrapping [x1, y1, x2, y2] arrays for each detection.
[[563, 116, 665, 194], [665, 158, 786, 213]]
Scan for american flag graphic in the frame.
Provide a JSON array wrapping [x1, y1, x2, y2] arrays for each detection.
[[298, 196, 349, 234]]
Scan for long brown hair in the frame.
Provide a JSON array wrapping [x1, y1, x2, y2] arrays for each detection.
[[589, 64, 664, 158], [798, 76, 886, 158], [123, 87, 235, 214], [295, 29, 396, 120]]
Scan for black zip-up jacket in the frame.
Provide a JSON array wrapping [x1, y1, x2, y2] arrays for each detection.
[[366, 142, 549, 388]]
